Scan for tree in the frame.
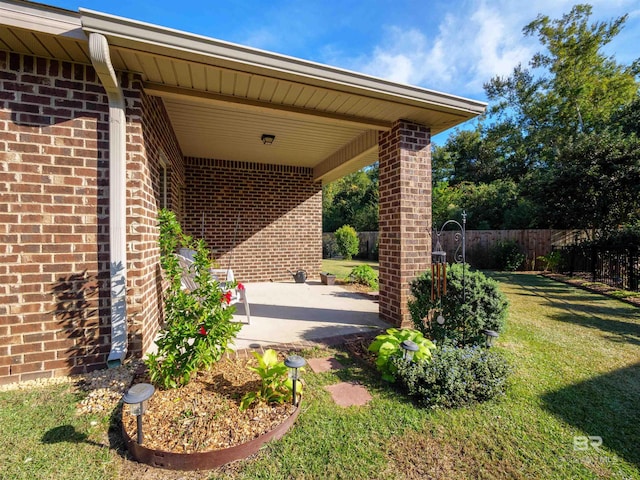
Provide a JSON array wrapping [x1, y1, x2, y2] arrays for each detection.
[[523, 5, 638, 135], [432, 181, 463, 228], [532, 130, 640, 231], [434, 4, 639, 230], [485, 4, 639, 168], [322, 165, 378, 232]]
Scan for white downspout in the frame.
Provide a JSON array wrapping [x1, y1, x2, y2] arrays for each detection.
[[88, 33, 128, 368]]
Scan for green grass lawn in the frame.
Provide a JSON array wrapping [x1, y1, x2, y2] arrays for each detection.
[[1, 273, 639, 479], [321, 258, 378, 280]]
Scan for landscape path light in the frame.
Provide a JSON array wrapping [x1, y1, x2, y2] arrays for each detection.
[[400, 340, 419, 361], [284, 355, 306, 406], [482, 329, 499, 348], [123, 382, 155, 445]]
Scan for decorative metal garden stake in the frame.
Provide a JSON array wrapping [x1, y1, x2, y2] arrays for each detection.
[[433, 211, 467, 339], [284, 355, 306, 406], [482, 329, 499, 348], [400, 340, 419, 361], [123, 382, 155, 445]]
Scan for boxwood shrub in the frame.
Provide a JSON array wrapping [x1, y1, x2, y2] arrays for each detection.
[[409, 263, 508, 346], [392, 344, 511, 408]]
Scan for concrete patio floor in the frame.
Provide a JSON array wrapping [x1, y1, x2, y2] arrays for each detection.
[[230, 281, 391, 351]]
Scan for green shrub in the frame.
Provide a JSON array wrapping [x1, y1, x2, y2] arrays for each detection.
[[349, 264, 378, 289], [409, 263, 508, 346], [537, 250, 562, 272], [492, 240, 525, 271], [392, 344, 511, 408], [334, 225, 359, 260], [368, 328, 435, 382], [146, 209, 242, 389]]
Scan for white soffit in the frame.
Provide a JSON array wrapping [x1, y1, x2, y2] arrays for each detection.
[[0, 1, 486, 179]]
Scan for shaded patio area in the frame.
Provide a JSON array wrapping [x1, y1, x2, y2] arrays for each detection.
[[230, 281, 390, 350]]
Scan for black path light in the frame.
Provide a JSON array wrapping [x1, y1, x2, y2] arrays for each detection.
[[400, 340, 419, 361], [482, 329, 499, 348], [284, 355, 306, 406], [123, 382, 155, 445]]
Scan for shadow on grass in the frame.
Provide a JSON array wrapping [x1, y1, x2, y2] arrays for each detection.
[[541, 363, 640, 468], [42, 425, 104, 448], [495, 272, 640, 345], [549, 311, 640, 346]]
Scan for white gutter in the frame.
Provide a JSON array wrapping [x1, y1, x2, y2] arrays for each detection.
[[88, 32, 128, 368]]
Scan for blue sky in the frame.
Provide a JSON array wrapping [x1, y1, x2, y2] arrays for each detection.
[[46, 0, 640, 144]]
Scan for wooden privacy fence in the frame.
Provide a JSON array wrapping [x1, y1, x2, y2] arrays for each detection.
[[438, 229, 586, 270], [323, 229, 586, 270]]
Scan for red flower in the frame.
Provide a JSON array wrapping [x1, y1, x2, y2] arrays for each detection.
[[199, 326, 207, 335], [237, 283, 245, 291], [222, 290, 232, 304]]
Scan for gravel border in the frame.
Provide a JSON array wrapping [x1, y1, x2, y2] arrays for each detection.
[[0, 359, 141, 416]]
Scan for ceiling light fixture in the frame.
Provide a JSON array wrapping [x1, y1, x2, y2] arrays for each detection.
[[261, 134, 275, 145]]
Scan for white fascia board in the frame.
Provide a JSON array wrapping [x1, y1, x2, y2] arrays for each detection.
[[0, 0, 85, 39], [79, 8, 486, 116]]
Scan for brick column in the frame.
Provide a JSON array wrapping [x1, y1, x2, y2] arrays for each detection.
[[378, 120, 431, 327]]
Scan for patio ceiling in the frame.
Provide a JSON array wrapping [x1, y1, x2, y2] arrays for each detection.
[[0, 0, 486, 183]]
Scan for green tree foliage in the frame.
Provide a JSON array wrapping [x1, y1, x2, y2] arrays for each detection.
[[431, 181, 463, 229], [531, 130, 640, 230], [323, 165, 378, 232], [523, 5, 638, 135], [433, 4, 639, 230], [433, 179, 538, 229]]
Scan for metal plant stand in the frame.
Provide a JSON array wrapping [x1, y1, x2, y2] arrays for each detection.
[[432, 211, 467, 342]]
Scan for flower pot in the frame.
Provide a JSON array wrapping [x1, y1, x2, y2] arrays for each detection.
[[320, 272, 336, 285]]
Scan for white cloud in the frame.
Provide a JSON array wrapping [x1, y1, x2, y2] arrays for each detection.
[[338, 0, 637, 98]]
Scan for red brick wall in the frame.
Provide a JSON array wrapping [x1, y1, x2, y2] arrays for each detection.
[[0, 49, 321, 384], [378, 120, 431, 326], [125, 81, 184, 355], [0, 51, 110, 383], [0, 50, 183, 383], [183, 158, 322, 282]]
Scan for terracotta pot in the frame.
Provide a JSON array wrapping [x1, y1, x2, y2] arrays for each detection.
[[122, 403, 301, 471]]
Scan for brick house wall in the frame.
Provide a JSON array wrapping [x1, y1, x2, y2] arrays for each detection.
[[0, 48, 324, 384], [0, 50, 183, 383], [183, 158, 322, 282], [124, 79, 184, 355], [0, 51, 111, 383]]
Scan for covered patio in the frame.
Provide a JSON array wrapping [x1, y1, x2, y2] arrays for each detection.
[[230, 281, 390, 351]]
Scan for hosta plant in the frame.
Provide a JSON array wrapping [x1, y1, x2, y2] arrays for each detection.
[[240, 349, 301, 410], [368, 328, 436, 382]]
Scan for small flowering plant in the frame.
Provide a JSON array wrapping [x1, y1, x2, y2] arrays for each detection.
[[146, 209, 242, 389]]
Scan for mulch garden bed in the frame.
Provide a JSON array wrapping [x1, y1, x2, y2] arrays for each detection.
[[122, 355, 296, 455]]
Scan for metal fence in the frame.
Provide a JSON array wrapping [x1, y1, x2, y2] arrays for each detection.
[[557, 245, 640, 292]]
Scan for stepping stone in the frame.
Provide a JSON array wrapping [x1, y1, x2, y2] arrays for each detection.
[[307, 357, 345, 373], [324, 382, 372, 407]]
